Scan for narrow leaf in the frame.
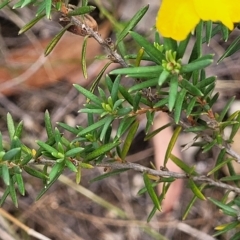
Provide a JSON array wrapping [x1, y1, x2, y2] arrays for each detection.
[[65, 160, 78, 172], [180, 79, 203, 96], [65, 147, 84, 157], [111, 75, 121, 104], [158, 69, 170, 86], [77, 118, 107, 136], [14, 121, 23, 138], [144, 123, 171, 141], [218, 96, 235, 122], [36, 170, 62, 200], [121, 120, 139, 160], [100, 116, 114, 141], [207, 158, 232, 176], [163, 37, 177, 51], [177, 34, 191, 59], [44, 110, 54, 138], [130, 31, 163, 64], [49, 161, 65, 182], [57, 122, 79, 135], [45, 23, 71, 56], [168, 75, 178, 111], [67, 6, 96, 16], [85, 141, 120, 161], [36, 141, 58, 156], [196, 76, 216, 89], [15, 174, 25, 195], [23, 166, 49, 180], [164, 126, 182, 167], [220, 175, 240, 181], [208, 197, 237, 216], [89, 168, 129, 183], [45, 0, 52, 19], [129, 78, 158, 92], [76, 165, 81, 184], [174, 89, 187, 124], [229, 112, 240, 141], [116, 117, 136, 138], [119, 85, 133, 105], [205, 21, 212, 45], [19, 12, 46, 34], [186, 97, 196, 117], [0, 0, 9, 9], [170, 154, 197, 175], [181, 59, 213, 73], [2, 164, 10, 185], [189, 179, 206, 200], [2, 148, 21, 161], [81, 35, 89, 79], [183, 184, 206, 220], [90, 62, 112, 94], [7, 113, 15, 140], [110, 65, 163, 77], [116, 5, 149, 45], [218, 36, 240, 63], [9, 178, 18, 207], [74, 84, 101, 105], [143, 173, 160, 210]]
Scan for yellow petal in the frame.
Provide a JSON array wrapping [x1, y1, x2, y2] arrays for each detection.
[[225, 0, 240, 23], [156, 0, 200, 41], [193, 0, 240, 30]]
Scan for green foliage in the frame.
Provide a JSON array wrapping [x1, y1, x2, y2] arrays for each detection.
[[1, 1, 240, 239]]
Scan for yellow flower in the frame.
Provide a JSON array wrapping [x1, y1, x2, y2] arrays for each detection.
[[156, 0, 240, 41]]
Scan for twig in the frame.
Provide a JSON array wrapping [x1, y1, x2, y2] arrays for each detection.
[[31, 157, 240, 193], [95, 162, 240, 193], [179, 119, 240, 163], [70, 15, 128, 68]]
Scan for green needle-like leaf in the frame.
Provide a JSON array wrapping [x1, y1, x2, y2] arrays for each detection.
[[44, 110, 54, 138], [45, 0, 52, 19], [218, 36, 240, 63], [168, 75, 178, 111], [15, 174, 25, 196], [7, 113, 15, 140], [19, 12, 46, 34], [189, 179, 206, 200], [89, 168, 130, 183], [85, 141, 120, 161], [2, 164, 10, 185], [205, 21, 212, 45], [77, 118, 107, 136], [23, 166, 49, 180], [2, 148, 21, 161], [121, 120, 139, 160], [67, 6, 96, 16], [218, 96, 235, 122], [143, 173, 161, 211], [9, 178, 18, 207], [74, 84, 102, 105], [45, 23, 71, 56], [82, 35, 89, 79], [116, 5, 149, 46], [164, 126, 182, 167], [130, 31, 163, 64], [174, 89, 187, 124], [208, 197, 237, 217], [0, 0, 9, 9]]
